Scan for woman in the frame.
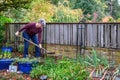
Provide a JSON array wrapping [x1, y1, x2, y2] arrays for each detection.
[[15, 18, 46, 57]]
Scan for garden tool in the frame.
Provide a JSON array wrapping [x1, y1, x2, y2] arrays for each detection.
[[17, 35, 55, 54]]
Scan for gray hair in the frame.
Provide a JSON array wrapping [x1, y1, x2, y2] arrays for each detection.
[[38, 18, 46, 27]]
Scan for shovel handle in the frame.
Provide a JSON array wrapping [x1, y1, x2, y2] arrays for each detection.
[[17, 35, 48, 53]]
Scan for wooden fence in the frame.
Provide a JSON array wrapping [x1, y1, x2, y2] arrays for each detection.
[[5, 22, 120, 51]]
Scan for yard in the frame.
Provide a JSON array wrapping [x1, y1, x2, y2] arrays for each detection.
[[0, 23, 119, 80], [1, 0, 120, 79], [0, 47, 120, 80]]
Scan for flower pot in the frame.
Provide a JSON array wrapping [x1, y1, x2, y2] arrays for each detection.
[[0, 59, 14, 70], [18, 62, 32, 74], [18, 62, 38, 74]]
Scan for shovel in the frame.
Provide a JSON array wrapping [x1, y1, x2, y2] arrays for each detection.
[[17, 35, 55, 54]]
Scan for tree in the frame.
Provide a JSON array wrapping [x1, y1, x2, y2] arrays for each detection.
[[26, 0, 83, 22], [73, 0, 108, 21], [0, 0, 32, 12], [26, 0, 54, 22], [111, 0, 120, 19], [0, 0, 32, 22], [0, 15, 12, 47], [53, 0, 83, 22], [50, 0, 59, 5]]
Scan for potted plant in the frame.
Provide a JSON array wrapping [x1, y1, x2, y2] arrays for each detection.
[[2, 42, 13, 52], [0, 49, 13, 70]]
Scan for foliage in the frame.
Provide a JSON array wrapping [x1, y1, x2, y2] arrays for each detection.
[[26, 0, 54, 22], [77, 49, 108, 68], [0, 0, 32, 12], [0, 50, 12, 59], [0, 0, 32, 22], [50, 0, 59, 5], [73, 0, 108, 22], [77, 49, 109, 77], [0, 15, 12, 28], [1, 0, 120, 23], [30, 57, 89, 79], [13, 57, 41, 64], [102, 16, 115, 22], [26, 0, 83, 22], [117, 18, 120, 22], [0, 15, 12, 47], [52, 1, 83, 22], [108, 0, 120, 19], [18, 44, 24, 53]]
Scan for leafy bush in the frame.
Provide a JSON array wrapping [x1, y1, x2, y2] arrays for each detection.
[[53, 1, 83, 22], [0, 15, 12, 47], [26, 0, 83, 22]]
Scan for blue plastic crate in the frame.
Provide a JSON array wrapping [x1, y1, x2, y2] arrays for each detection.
[[0, 59, 14, 70], [18, 62, 32, 74], [2, 47, 13, 52]]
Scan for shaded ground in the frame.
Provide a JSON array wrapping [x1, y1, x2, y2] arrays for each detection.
[[0, 70, 33, 80]]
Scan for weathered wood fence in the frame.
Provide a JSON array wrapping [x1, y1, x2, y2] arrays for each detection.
[[5, 23, 120, 51]]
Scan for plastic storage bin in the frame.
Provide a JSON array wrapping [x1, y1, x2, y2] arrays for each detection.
[[18, 62, 32, 74], [0, 59, 14, 70], [2, 47, 13, 52]]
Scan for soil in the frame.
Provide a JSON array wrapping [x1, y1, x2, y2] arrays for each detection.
[[0, 70, 39, 80]]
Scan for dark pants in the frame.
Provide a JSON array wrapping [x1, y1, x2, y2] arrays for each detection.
[[22, 31, 41, 57]]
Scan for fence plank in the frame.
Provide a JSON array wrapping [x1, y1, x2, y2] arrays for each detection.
[[117, 24, 120, 48], [98, 24, 104, 47], [111, 24, 117, 48]]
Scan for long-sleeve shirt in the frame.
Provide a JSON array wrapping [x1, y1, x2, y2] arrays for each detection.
[[19, 23, 42, 44]]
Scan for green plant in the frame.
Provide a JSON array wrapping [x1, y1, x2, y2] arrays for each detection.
[[18, 44, 24, 53], [77, 48, 109, 78], [0, 50, 12, 59], [0, 15, 12, 47], [0, 52, 3, 59], [5, 41, 10, 47], [30, 57, 89, 80], [12, 57, 41, 65]]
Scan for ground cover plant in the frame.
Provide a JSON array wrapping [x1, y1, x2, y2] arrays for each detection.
[[30, 57, 89, 80]]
